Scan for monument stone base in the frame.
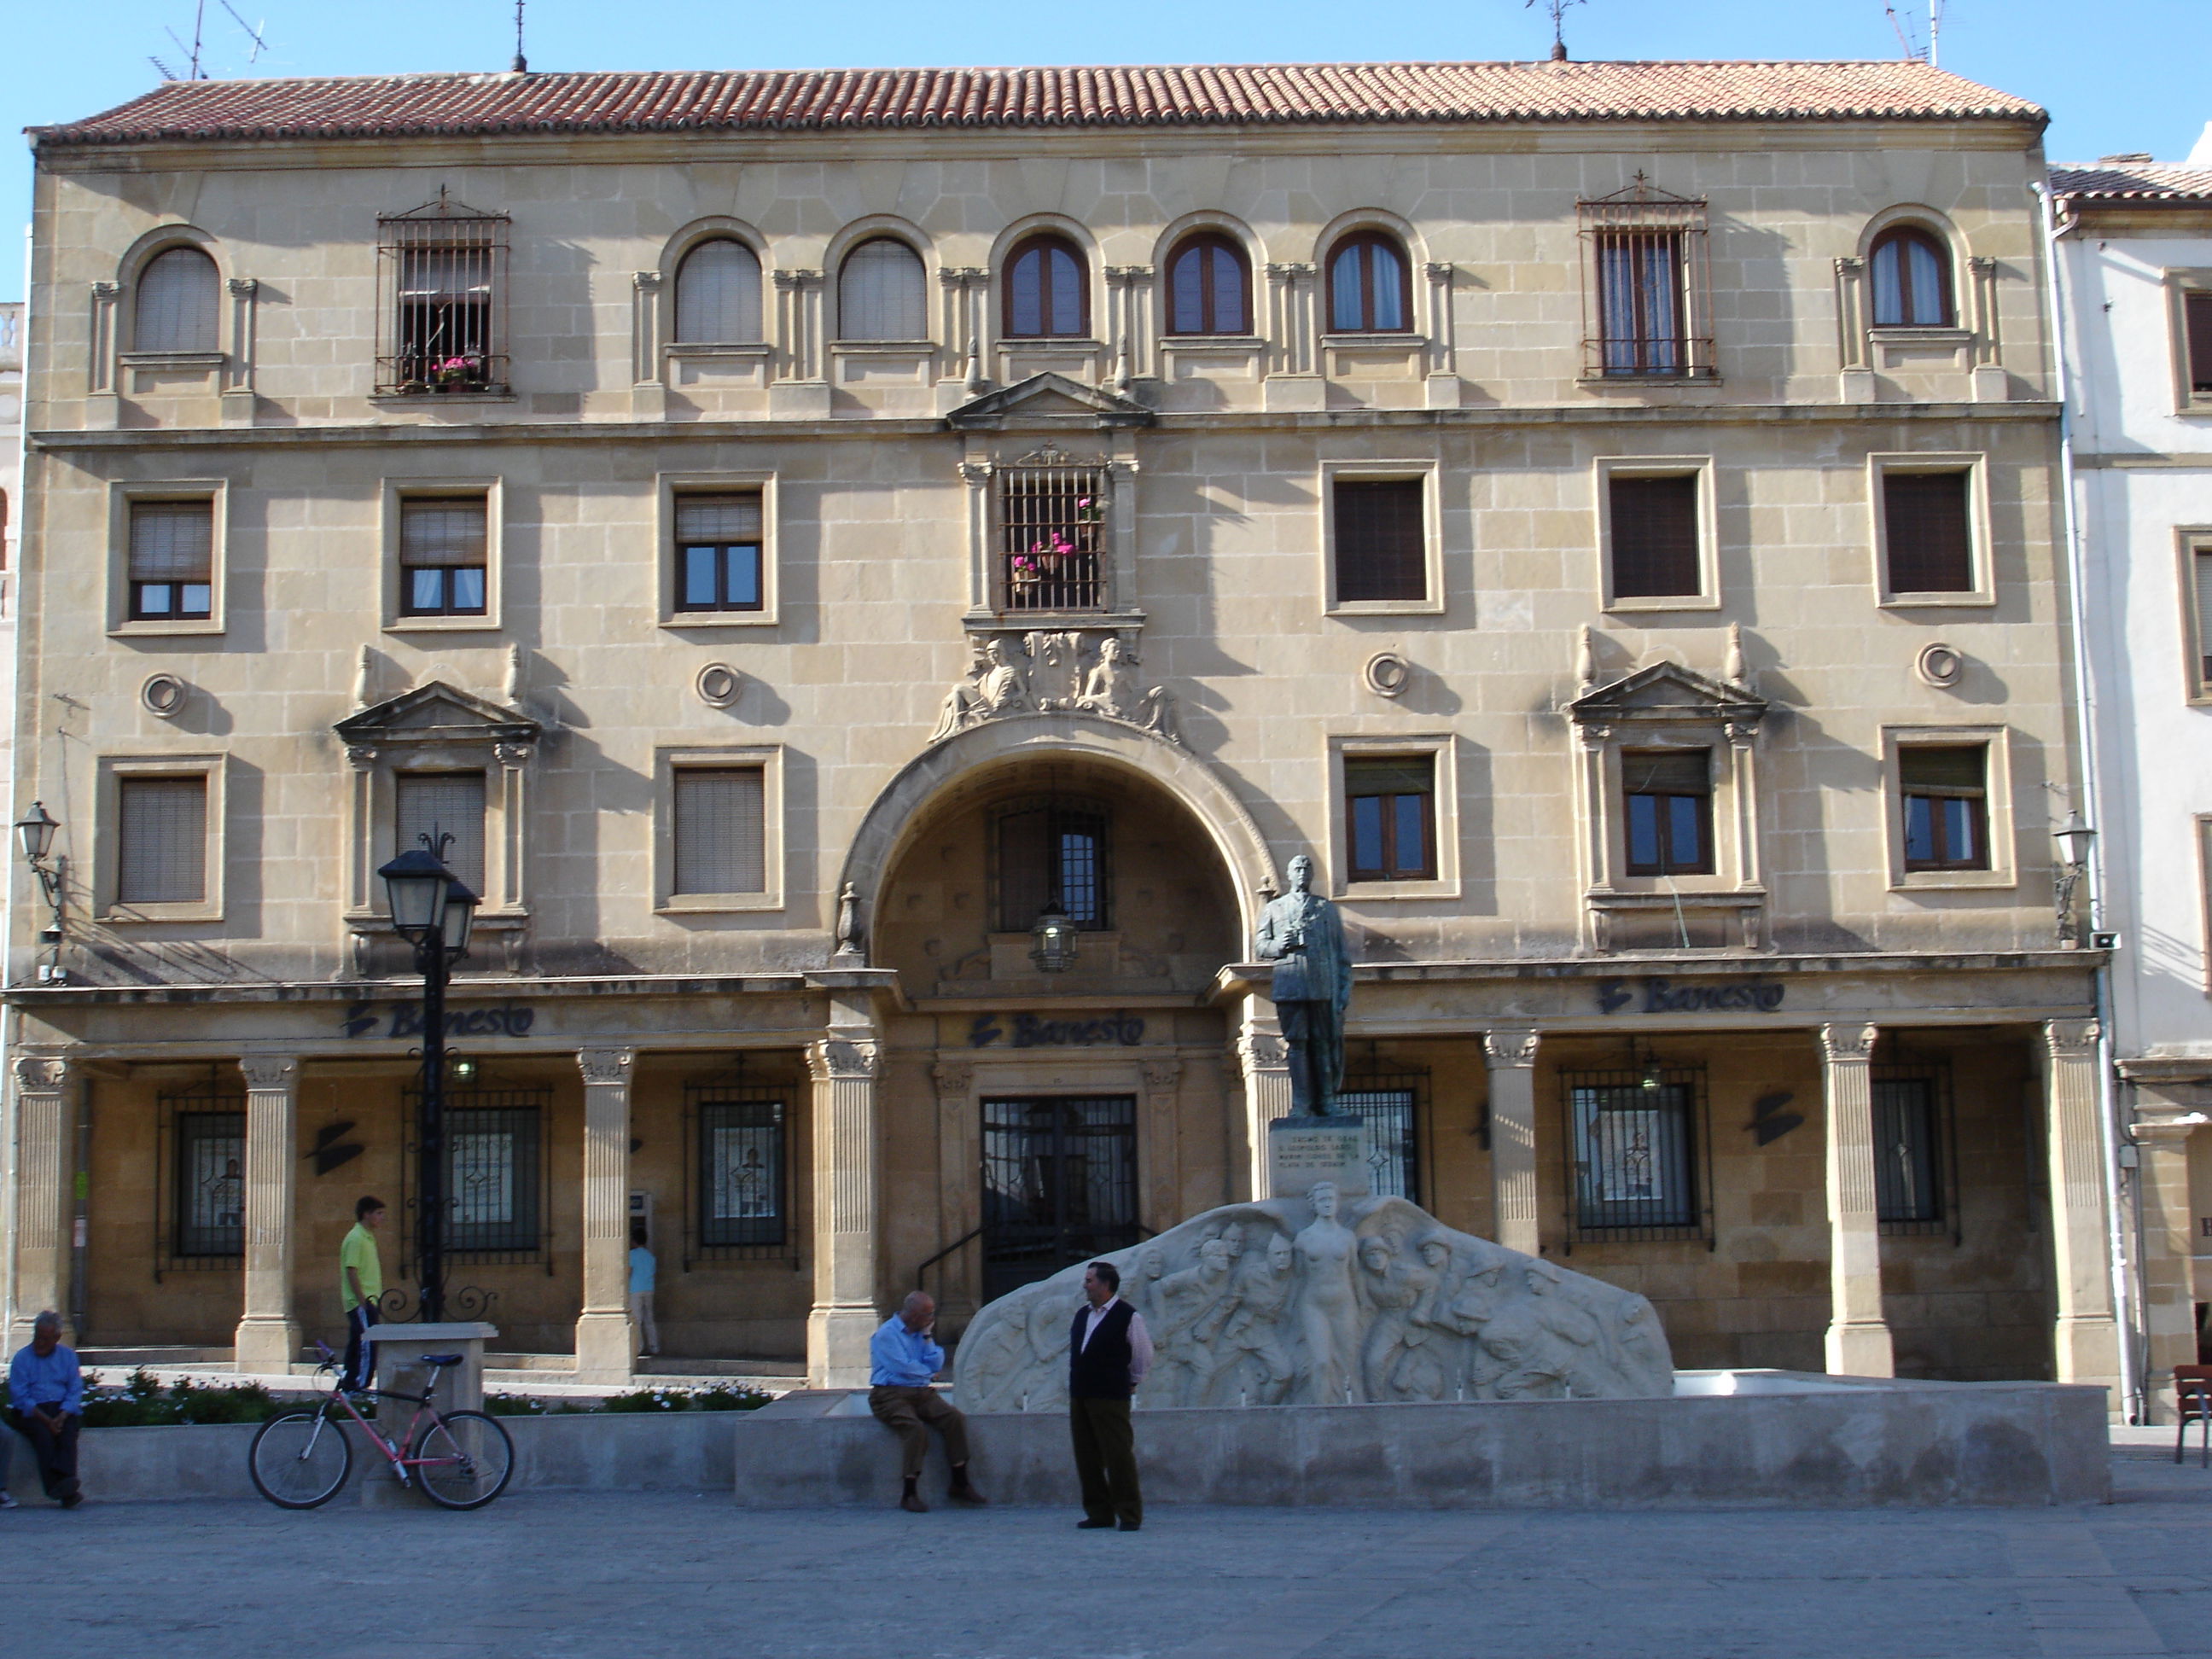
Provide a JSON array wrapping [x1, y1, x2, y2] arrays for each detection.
[[1266, 1114, 1369, 1199]]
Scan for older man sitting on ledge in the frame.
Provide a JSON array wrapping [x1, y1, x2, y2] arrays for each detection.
[[7, 1312, 85, 1510], [868, 1292, 987, 1515]]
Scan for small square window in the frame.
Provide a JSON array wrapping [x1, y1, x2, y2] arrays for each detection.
[[673, 768, 767, 896], [1333, 480, 1426, 604], [1346, 755, 1436, 882], [1621, 749, 1714, 876], [1608, 474, 1701, 599], [399, 498, 488, 617], [675, 494, 764, 613], [1883, 470, 1974, 594], [1900, 745, 1989, 871], [118, 775, 208, 905], [128, 501, 213, 621]]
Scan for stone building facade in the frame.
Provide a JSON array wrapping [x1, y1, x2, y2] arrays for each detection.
[[2052, 152, 2212, 1418], [5, 61, 2119, 1398]]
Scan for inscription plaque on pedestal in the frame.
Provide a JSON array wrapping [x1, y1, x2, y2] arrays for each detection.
[[1266, 1115, 1369, 1200]]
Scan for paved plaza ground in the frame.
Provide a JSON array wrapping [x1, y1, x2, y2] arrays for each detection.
[[10, 1441, 2209, 1658]]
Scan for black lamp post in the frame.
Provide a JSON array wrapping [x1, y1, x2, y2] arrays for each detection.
[[377, 837, 479, 1324]]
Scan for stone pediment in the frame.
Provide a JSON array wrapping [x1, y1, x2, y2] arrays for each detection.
[[334, 680, 541, 748], [1569, 661, 1766, 729], [944, 371, 1154, 431]]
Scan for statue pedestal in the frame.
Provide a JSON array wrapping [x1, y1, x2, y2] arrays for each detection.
[[1266, 1115, 1369, 1200]]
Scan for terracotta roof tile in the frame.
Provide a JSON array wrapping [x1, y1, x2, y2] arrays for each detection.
[[32, 60, 2044, 148], [2050, 163, 2212, 204]]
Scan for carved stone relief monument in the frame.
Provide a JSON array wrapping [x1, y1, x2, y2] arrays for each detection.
[[931, 628, 1181, 746], [952, 1185, 1674, 1412]]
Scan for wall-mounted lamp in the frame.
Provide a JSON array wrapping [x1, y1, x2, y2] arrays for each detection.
[[15, 800, 65, 980], [2052, 810, 2096, 948], [1030, 900, 1080, 974]]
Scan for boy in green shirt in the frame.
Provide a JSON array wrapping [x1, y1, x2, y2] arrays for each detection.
[[340, 1196, 386, 1391]]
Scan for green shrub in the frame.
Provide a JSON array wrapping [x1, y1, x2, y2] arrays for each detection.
[[79, 1370, 286, 1428], [596, 1383, 771, 1413]]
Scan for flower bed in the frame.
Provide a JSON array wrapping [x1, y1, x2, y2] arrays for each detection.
[[3, 1369, 770, 1426]]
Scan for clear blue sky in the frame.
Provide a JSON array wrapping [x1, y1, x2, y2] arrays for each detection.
[[5, 0, 2209, 302]]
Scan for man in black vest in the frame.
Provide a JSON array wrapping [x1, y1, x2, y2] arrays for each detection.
[[1068, 1260, 1152, 1531]]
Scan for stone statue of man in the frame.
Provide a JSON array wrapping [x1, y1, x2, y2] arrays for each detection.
[[1253, 854, 1352, 1116]]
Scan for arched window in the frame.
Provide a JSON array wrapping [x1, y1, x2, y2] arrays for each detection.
[[1165, 233, 1250, 335], [1004, 234, 1088, 339], [1869, 226, 1953, 328], [672, 238, 763, 344], [135, 246, 219, 353], [837, 238, 927, 341], [1327, 232, 1412, 334]]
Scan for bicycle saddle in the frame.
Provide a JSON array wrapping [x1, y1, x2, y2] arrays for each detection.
[[419, 1353, 464, 1366]]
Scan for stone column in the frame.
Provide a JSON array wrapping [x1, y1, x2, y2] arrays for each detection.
[[930, 1057, 978, 1322], [8, 1055, 73, 1348], [806, 1016, 881, 1388], [1481, 1028, 1542, 1258], [1832, 255, 1874, 404], [1139, 1058, 1184, 1230], [1819, 1022, 1895, 1377], [629, 270, 667, 419], [1422, 260, 1461, 408], [1236, 1010, 1293, 1201], [220, 276, 258, 425], [1262, 262, 1323, 410], [233, 1056, 301, 1374], [2044, 1019, 2122, 1404], [573, 1047, 637, 1385]]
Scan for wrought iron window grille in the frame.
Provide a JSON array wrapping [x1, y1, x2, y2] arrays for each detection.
[[154, 1070, 246, 1278], [396, 1074, 551, 1272], [376, 191, 511, 397], [1871, 1062, 1959, 1241], [1560, 1062, 1714, 1250], [682, 1062, 800, 1267], [1338, 1057, 1430, 1206], [995, 445, 1109, 612], [980, 1094, 1141, 1303], [1578, 176, 1715, 381], [990, 792, 1112, 934]]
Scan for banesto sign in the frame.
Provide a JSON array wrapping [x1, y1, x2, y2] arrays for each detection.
[[968, 1013, 1146, 1050], [342, 1001, 538, 1039], [1595, 978, 1785, 1016]]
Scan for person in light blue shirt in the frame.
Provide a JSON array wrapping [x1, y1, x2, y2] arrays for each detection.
[[867, 1291, 986, 1513], [628, 1225, 659, 1359], [6, 1311, 85, 1508]]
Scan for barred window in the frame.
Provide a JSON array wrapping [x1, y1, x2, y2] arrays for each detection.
[[838, 238, 927, 341], [376, 195, 508, 393], [1622, 749, 1714, 876], [1345, 755, 1435, 882], [1873, 1075, 1944, 1225], [1333, 479, 1425, 604], [1336, 1084, 1419, 1203], [1900, 745, 1988, 872], [1580, 179, 1712, 380], [996, 798, 1109, 931], [672, 768, 766, 896], [673, 239, 763, 345], [445, 1105, 539, 1252], [1883, 470, 1974, 594], [675, 494, 763, 613], [395, 771, 486, 896], [698, 1098, 787, 1247], [129, 500, 214, 620], [135, 247, 219, 353], [399, 498, 488, 617], [174, 1111, 245, 1257], [1609, 474, 1702, 600], [998, 453, 1106, 610], [118, 775, 207, 905], [1569, 1079, 1699, 1233]]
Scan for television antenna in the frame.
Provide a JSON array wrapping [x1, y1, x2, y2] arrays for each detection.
[[1885, 0, 1944, 67], [149, 0, 271, 81]]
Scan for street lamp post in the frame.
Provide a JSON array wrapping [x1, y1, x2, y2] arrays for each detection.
[[2052, 811, 2096, 948], [377, 837, 479, 1324], [14, 800, 64, 981]]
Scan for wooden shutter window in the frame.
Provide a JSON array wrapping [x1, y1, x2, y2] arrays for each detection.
[[1622, 750, 1711, 797], [1609, 474, 1701, 599], [118, 776, 207, 905], [1883, 470, 1974, 594], [675, 495, 761, 544], [838, 239, 926, 341], [129, 502, 214, 620], [1334, 479, 1426, 603], [673, 769, 766, 895], [2187, 292, 2212, 395], [395, 772, 487, 896], [401, 499, 487, 567], [2195, 547, 2212, 693], [672, 240, 763, 345], [135, 247, 219, 353]]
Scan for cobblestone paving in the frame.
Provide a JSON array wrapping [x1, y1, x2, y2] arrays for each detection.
[[15, 1447, 2209, 1658]]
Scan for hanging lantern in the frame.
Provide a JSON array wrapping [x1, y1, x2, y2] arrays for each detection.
[[1030, 900, 1080, 974]]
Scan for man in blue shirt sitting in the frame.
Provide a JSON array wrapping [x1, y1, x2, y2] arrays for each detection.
[[867, 1291, 986, 1514], [7, 1311, 85, 1509]]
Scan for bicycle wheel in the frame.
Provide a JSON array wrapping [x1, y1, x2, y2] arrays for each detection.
[[409, 1409, 515, 1510], [249, 1409, 353, 1508]]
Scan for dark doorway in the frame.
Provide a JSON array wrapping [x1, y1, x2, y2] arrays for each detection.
[[981, 1096, 1139, 1301]]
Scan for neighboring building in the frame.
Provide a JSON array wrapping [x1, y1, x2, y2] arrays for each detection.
[[6, 61, 2117, 1400], [0, 300, 20, 1341], [2052, 153, 2212, 1417]]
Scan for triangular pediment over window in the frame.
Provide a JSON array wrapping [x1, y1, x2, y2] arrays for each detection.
[[334, 680, 540, 747], [945, 371, 1154, 431], [1569, 661, 1766, 728]]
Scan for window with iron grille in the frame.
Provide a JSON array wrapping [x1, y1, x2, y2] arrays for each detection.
[[674, 494, 763, 613], [1345, 756, 1435, 882], [135, 246, 220, 354], [1333, 478, 1426, 603], [118, 775, 207, 905], [128, 500, 214, 620], [1870, 227, 1954, 328], [997, 450, 1107, 610], [1883, 470, 1975, 594], [395, 771, 486, 896], [995, 796, 1109, 931], [1608, 474, 1702, 599], [1337, 1074, 1423, 1203], [376, 195, 509, 394], [981, 1095, 1139, 1301], [697, 1098, 787, 1249], [1563, 1067, 1710, 1243], [154, 1076, 246, 1276], [1871, 1068, 1955, 1234], [1580, 178, 1713, 380], [444, 1103, 540, 1254], [1622, 749, 1714, 876], [672, 767, 766, 896], [2186, 290, 2212, 398], [1899, 745, 1989, 871], [399, 497, 488, 616]]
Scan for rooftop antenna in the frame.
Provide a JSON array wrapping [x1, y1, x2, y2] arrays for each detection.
[[1527, 0, 1586, 61], [154, 0, 208, 79], [1885, 1, 1941, 66], [511, 0, 528, 73], [218, 0, 269, 66]]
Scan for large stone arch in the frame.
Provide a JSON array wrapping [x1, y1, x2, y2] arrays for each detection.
[[838, 713, 1278, 946]]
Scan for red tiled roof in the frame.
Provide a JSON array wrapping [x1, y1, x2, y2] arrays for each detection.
[[2050, 163, 2212, 204], [33, 61, 2044, 148]]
